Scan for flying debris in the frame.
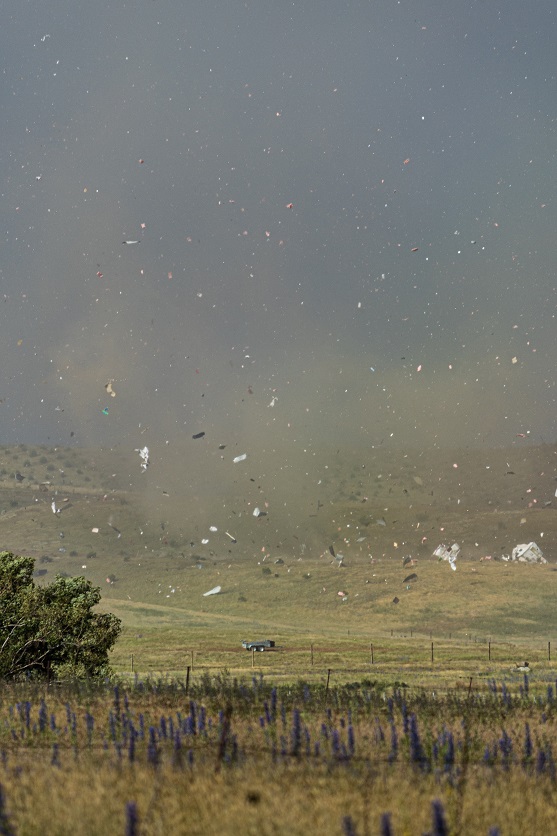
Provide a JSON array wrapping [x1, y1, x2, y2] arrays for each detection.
[[203, 585, 221, 597], [135, 446, 150, 471], [434, 543, 460, 571]]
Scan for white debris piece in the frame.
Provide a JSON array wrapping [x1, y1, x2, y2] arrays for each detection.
[[135, 446, 149, 471], [434, 543, 460, 571], [209, 525, 218, 532], [203, 585, 221, 597], [233, 453, 247, 463], [511, 542, 546, 564], [253, 507, 261, 517], [433, 543, 460, 561], [51, 501, 59, 515]]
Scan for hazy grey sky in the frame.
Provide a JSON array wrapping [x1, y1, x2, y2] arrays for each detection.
[[1, 0, 556, 460]]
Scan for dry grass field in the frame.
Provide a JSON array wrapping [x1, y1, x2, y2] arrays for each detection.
[[0, 441, 556, 833]]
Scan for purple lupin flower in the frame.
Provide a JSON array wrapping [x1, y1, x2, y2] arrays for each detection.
[[51, 743, 60, 767], [409, 714, 427, 769], [290, 709, 302, 757], [128, 731, 135, 763], [37, 700, 47, 733], [147, 726, 159, 766], [523, 723, 533, 764], [85, 712, 94, 745], [388, 722, 398, 763], [347, 723, 355, 757], [499, 730, 513, 768], [264, 701, 272, 725], [125, 801, 138, 836], [342, 815, 357, 835], [0, 784, 15, 836], [189, 701, 197, 735], [113, 686, 120, 716], [380, 812, 393, 836], [430, 799, 448, 836], [444, 731, 455, 772], [108, 711, 117, 742]]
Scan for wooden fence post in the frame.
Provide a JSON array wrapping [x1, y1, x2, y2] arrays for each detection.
[[431, 642, 434, 664], [185, 666, 190, 695]]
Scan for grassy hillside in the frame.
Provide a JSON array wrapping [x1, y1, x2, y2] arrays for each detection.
[[0, 440, 556, 690]]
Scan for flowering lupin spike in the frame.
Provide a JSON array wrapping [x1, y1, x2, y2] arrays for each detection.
[[125, 801, 139, 836], [431, 800, 449, 836]]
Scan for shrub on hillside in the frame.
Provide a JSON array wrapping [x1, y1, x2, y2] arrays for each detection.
[[0, 551, 121, 680]]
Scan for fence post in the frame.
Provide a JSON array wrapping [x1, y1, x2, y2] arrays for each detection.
[[549, 641, 551, 662], [370, 643, 374, 665], [311, 644, 314, 666], [131, 653, 134, 673], [185, 666, 190, 695], [488, 641, 491, 661], [325, 668, 332, 696], [431, 642, 434, 664]]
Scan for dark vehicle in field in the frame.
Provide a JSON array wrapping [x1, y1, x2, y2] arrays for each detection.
[[241, 639, 275, 652]]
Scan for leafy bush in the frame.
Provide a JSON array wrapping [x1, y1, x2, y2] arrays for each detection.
[[0, 552, 121, 680]]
